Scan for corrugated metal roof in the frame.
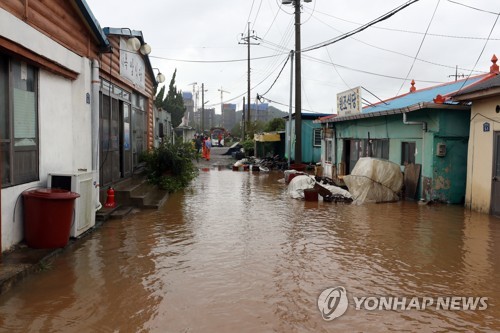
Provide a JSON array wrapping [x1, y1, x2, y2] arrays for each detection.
[[363, 74, 489, 113], [453, 73, 500, 97]]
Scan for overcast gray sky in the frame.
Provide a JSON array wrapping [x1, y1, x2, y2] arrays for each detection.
[[85, 0, 500, 114]]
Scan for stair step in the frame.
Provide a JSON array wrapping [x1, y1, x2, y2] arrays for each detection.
[[142, 190, 169, 209], [109, 206, 133, 219]]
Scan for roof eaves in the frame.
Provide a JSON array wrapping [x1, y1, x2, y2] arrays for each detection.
[[320, 102, 469, 123], [73, 0, 111, 52]]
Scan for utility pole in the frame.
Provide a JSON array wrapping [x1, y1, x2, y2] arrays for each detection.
[[242, 96, 246, 140], [449, 65, 465, 81], [201, 83, 205, 133], [282, 0, 309, 164], [218, 87, 230, 128], [293, 0, 302, 164], [288, 50, 294, 168], [239, 22, 259, 139]]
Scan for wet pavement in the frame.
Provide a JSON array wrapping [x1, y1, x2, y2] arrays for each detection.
[[1, 147, 500, 332]]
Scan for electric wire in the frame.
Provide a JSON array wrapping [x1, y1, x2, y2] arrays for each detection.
[[149, 53, 286, 63], [396, 0, 441, 96], [251, 0, 264, 31], [447, 0, 499, 15], [301, 53, 444, 84], [456, 12, 500, 93], [244, 0, 256, 34], [307, 10, 486, 74], [259, 52, 291, 97], [301, 0, 421, 53], [305, 6, 500, 41], [262, 0, 282, 39]]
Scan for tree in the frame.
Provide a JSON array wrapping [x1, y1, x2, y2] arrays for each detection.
[[154, 69, 185, 128], [264, 118, 286, 132]]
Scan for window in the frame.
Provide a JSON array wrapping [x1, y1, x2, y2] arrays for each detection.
[[402, 141, 416, 165], [313, 128, 322, 147], [345, 138, 390, 173], [371, 139, 389, 160], [325, 139, 333, 163], [1, 55, 39, 186]]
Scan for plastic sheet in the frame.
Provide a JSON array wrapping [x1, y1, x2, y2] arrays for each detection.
[[343, 157, 403, 204], [287, 175, 353, 201], [287, 175, 316, 199]]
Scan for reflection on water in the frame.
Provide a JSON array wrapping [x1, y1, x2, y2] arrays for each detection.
[[1, 170, 499, 332]]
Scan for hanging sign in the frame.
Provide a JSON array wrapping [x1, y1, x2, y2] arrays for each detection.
[[337, 87, 362, 117], [120, 38, 146, 89]]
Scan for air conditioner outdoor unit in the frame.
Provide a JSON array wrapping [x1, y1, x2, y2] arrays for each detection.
[[48, 171, 96, 238]]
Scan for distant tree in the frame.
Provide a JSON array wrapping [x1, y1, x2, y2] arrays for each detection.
[[154, 86, 165, 108], [154, 69, 185, 128], [264, 118, 286, 132], [231, 123, 242, 139]]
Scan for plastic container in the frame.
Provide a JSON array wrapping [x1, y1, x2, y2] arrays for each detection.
[[304, 188, 319, 201], [22, 188, 80, 248]]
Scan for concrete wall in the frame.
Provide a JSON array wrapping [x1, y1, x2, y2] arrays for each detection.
[[1, 12, 91, 251], [465, 97, 500, 213]]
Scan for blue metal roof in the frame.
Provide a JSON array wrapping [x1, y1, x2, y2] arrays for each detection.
[[182, 92, 193, 99], [363, 75, 488, 113]]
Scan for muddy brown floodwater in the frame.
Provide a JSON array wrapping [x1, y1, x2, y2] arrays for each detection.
[[1, 168, 500, 332]]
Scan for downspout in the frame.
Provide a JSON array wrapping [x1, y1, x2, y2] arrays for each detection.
[[402, 110, 428, 200], [91, 59, 102, 210]]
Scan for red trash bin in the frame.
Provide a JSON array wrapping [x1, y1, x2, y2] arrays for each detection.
[[22, 188, 80, 249]]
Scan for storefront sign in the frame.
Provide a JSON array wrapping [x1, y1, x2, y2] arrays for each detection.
[[120, 38, 146, 89], [337, 87, 362, 117]]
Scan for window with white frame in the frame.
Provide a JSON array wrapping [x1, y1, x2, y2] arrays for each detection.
[[313, 128, 322, 147], [325, 139, 333, 163], [1, 54, 39, 186]]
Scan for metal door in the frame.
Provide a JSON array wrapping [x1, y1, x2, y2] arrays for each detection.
[[491, 132, 500, 215], [120, 102, 132, 178]]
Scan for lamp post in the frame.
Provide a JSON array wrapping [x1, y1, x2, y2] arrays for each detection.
[[152, 68, 165, 84], [282, 0, 311, 164]]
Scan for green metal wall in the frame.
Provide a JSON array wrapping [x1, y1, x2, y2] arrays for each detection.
[[331, 108, 470, 203]]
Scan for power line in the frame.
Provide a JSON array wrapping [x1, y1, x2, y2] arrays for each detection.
[[148, 53, 286, 64], [447, 0, 499, 15], [301, 53, 444, 84], [307, 10, 486, 73], [396, 0, 441, 96], [456, 12, 500, 92], [301, 0, 421, 53], [259, 53, 291, 97], [251, 0, 264, 31], [305, 6, 500, 41]]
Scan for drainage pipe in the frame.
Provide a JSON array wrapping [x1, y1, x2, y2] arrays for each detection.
[[91, 59, 102, 210]]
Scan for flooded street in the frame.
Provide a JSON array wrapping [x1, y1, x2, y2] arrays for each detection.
[[1, 168, 500, 332]]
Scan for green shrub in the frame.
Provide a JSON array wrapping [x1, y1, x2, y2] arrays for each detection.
[[141, 141, 198, 192]]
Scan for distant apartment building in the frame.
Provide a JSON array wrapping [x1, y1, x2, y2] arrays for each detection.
[[194, 107, 216, 132], [182, 91, 194, 127], [222, 103, 237, 130], [248, 103, 271, 123]]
